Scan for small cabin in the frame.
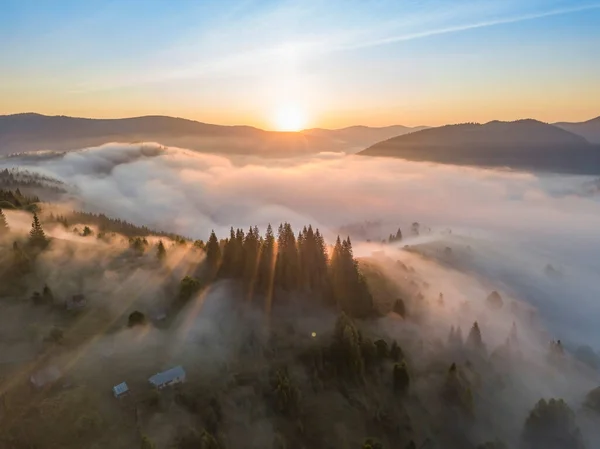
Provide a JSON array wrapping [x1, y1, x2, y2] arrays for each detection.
[[30, 365, 61, 389], [66, 294, 86, 310], [148, 365, 186, 390], [112, 382, 130, 399]]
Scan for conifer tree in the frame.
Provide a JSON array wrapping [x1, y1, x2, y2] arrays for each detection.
[[0, 208, 8, 234], [257, 224, 276, 296], [156, 240, 166, 261], [205, 230, 221, 279], [28, 212, 48, 248], [274, 222, 299, 291], [467, 321, 485, 353], [242, 226, 261, 298]]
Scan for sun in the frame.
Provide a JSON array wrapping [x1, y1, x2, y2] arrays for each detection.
[[273, 103, 307, 132]]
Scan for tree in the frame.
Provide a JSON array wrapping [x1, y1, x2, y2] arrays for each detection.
[[441, 363, 474, 416], [81, 226, 93, 237], [331, 312, 364, 382], [390, 340, 403, 362], [522, 398, 585, 449], [205, 230, 221, 280], [466, 321, 485, 353], [330, 236, 374, 317], [486, 291, 503, 310], [242, 226, 261, 298], [0, 208, 8, 234], [274, 222, 299, 291], [29, 212, 48, 248], [256, 224, 276, 296], [128, 311, 147, 327], [156, 240, 166, 261], [584, 387, 600, 414], [177, 276, 203, 304], [393, 361, 410, 395]]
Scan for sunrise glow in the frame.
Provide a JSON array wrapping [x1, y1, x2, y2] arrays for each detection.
[[272, 103, 307, 132]]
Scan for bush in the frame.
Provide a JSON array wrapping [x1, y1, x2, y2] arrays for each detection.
[[128, 310, 147, 328]]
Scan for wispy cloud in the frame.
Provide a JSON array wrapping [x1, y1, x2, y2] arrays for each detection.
[[69, 0, 600, 93], [337, 2, 600, 51]]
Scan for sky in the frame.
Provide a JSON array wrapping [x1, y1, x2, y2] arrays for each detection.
[[1, 0, 599, 130]]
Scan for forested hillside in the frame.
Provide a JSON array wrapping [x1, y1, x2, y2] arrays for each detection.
[[0, 211, 598, 449]]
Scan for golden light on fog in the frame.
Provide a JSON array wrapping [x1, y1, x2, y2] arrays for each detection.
[[273, 103, 307, 132]]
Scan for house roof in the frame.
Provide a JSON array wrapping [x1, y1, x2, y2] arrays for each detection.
[[148, 365, 185, 386], [112, 382, 129, 396]]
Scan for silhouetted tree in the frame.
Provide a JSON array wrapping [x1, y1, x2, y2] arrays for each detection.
[[256, 224, 276, 296], [128, 311, 147, 327], [486, 291, 503, 309], [467, 321, 485, 353], [178, 276, 203, 304], [442, 363, 474, 417], [522, 398, 585, 449], [81, 226, 93, 237], [205, 230, 221, 279], [390, 340, 403, 362], [393, 361, 410, 395], [331, 312, 364, 382], [28, 213, 48, 248], [242, 226, 261, 298], [156, 240, 166, 261], [274, 222, 299, 291]]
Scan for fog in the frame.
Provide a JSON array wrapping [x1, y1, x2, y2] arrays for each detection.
[[1, 142, 600, 448], [2, 142, 600, 348]]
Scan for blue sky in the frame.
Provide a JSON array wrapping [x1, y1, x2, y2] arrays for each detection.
[[1, 0, 599, 129]]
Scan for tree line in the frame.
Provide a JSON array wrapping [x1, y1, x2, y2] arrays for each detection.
[[188, 223, 375, 318]]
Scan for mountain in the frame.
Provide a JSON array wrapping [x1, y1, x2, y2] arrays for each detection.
[[358, 119, 600, 174], [554, 116, 600, 144], [303, 124, 428, 153], [0, 113, 421, 157]]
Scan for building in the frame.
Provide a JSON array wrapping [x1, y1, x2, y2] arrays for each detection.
[[148, 365, 186, 389], [30, 365, 61, 388], [112, 382, 130, 399]]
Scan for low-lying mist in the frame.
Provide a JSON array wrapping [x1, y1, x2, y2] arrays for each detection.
[[1, 141, 600, 448], [2, 142, 600, 349]]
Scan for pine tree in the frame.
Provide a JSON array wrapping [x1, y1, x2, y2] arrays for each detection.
[[0, 208, 8, 234], [274, 222, 299, 292], [28, 212, 48, 248], [205, 230, 221, 280], [242, 226, 261, 298], [257, 224, 276, 297], [156, 240, 166, 261], [330, 236, 373, 318], [467, 321, 485, 353]]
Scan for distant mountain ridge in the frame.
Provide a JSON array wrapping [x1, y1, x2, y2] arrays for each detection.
[[0, 113, 424, 157], [554, 116, 600, 144], [358, 119, 600, 174]]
